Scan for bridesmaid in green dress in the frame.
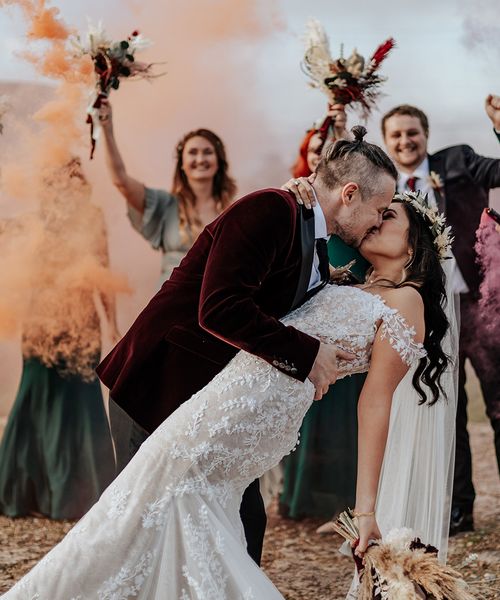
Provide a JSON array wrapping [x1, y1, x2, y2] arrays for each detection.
[[279, 111, 370, 521], [0, 159, 118, 519], [279, 237, 369, 520]]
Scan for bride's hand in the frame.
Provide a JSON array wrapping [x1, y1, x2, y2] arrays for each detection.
[[354, 515, 381, 557], [281, 173, 317, 209]]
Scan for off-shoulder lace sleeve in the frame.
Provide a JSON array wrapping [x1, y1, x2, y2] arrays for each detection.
[[379, 307, 427, 366]]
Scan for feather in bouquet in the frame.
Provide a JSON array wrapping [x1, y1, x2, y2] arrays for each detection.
[[332, 510, 476, 599], [72, 21, 163, 159], [302, 19, 395, 119], [0, 95, 12, 135]]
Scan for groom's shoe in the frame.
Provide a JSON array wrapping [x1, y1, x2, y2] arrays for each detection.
[[449, 506, 474, 536]]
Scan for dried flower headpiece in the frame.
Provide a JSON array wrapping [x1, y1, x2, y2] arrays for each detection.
[[301, 19, 395, 119], [395, 191, 454, 259]]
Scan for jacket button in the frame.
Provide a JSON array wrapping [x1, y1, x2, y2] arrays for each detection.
[[291, 367, 298, 374], [272, 360, 279, 367], [279, 362, 286, 369]]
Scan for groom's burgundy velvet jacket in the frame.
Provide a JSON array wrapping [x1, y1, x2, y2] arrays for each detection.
[[97, 189, 321, 432]]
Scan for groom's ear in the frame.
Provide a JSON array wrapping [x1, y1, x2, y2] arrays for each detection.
[[341, 182, 360, 207]]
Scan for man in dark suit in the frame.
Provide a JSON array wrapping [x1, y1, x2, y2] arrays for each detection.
[[381, 95, 500, 535], [97, 133, 397, 564]]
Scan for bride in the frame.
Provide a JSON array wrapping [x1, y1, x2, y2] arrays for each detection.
[[2, 192, 453, 599]]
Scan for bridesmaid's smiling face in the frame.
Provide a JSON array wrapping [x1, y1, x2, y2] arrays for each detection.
[[182, 136, 219, 182], [358, 202, 411, 262]]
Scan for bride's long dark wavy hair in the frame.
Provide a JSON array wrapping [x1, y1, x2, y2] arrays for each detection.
[[366, 200, 450, 405]]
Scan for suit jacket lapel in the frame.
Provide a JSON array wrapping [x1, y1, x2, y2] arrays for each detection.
[[428, 152, 447, 214], [290, 205, 315, 311]]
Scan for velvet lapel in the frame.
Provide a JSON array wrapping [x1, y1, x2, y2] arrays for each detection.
[[290, 205, 316, 311], [428, 152, 447, 214]]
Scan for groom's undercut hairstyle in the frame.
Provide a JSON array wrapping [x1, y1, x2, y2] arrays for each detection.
[[316, 125, 398, 200]]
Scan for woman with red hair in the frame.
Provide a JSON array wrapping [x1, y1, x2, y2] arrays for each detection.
[[291, 128, 324, 178], [291, 103, 349, 179]]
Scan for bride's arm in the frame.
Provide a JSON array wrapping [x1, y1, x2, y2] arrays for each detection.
[[354, 287, 425, 556]]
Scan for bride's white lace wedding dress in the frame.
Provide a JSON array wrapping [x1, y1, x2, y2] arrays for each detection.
[[3, 285, 425, 600]]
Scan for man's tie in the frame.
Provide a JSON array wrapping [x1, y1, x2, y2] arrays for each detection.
[[301, 239, 330, 304], [316, 238, 330, 284], [407, 176, 418, 192]]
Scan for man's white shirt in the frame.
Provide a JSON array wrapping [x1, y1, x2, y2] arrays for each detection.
[[398, 157, 436, 205]]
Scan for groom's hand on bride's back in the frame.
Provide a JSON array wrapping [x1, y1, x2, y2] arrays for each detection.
[[308, 343, 355, 400]]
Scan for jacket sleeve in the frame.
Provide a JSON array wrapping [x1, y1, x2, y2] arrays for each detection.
[[198, 190, 320, 382], [462, 133, 500, 189]]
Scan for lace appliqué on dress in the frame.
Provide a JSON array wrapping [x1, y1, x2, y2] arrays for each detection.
[[180, 506, 255, 600], [107, 489, 132, 519], [379, 307, 427, 366], [97, 552, 155, 600], [282, 285, 426, 377]]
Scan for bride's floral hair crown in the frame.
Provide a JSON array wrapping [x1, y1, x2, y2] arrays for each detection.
[[394, 191, 454, 260]]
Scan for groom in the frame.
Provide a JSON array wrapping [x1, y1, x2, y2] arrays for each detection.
[[97, 131, 397, 565]]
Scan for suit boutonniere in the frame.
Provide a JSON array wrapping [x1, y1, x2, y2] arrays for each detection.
[[429, 171, 444, 192]]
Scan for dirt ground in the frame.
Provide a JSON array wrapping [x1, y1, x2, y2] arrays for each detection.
[[0, 421, 498, 598]]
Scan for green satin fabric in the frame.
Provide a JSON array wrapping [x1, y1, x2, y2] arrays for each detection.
[[0, 357, 115, 519], [328, 235, 370, 280], [279, 237, 369, 518]]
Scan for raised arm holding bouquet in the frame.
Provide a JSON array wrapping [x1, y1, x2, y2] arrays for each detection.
[[302, 18, 395, 141], [71, 22, 161, 158]]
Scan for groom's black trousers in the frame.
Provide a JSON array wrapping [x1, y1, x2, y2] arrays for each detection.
[[108, 398, 267, 566]]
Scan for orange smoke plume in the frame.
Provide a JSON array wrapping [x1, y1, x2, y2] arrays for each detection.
[[0, 0, 69, 40], [0, 0, 130, 380]]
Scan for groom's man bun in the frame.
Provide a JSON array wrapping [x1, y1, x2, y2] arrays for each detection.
[[317, 125, 397, 199]]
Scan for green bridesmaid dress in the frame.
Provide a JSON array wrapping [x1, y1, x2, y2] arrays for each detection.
[[279, 237, 369, 519], [0, 355, 115, 520]]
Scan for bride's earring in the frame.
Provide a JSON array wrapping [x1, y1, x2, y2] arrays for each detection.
[[399, 250, 414, 284], [406, 249, 414, 268]]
